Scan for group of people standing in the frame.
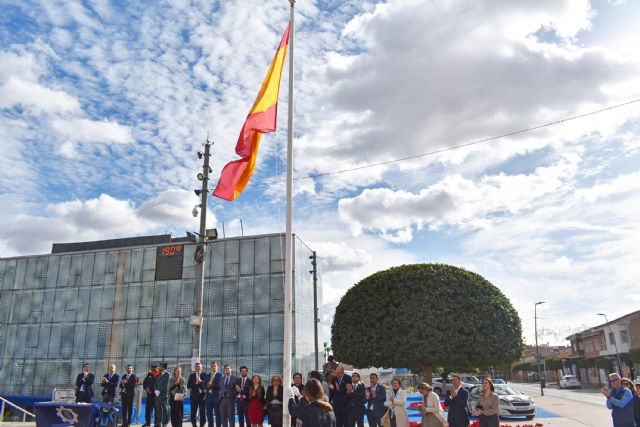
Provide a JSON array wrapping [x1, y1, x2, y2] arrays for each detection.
[[185, 361, 291, 427], [75, 360, 504, 427]]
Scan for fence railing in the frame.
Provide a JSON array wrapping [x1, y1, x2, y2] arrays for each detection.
[[0, 396, 35, 423]]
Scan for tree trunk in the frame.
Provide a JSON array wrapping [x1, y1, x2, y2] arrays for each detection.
[[421, 364, 433, 385]]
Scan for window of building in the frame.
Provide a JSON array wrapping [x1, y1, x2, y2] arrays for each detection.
[[610, 332, 616, 345], [621, 330, 629, 343]]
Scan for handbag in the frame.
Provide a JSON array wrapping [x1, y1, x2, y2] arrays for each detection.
[[381, 409, 392, 427], [174, 392, 184, 401]]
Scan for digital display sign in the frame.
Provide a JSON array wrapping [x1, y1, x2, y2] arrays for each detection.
[[155, 244, 184, 281]]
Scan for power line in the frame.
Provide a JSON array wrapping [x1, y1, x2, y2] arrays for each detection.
[[287, 98, 640, 182]]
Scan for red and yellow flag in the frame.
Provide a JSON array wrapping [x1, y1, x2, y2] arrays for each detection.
[[213, 24, 290, 201]]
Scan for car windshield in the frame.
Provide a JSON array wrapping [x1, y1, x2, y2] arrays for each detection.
[[494, 385, 522, 396], [564, 375, 576, 380]]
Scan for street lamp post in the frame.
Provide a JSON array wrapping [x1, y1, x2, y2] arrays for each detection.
[[535, 301, 545, 396], [191, 138, 212, 366], [598, 313, 622, 375]]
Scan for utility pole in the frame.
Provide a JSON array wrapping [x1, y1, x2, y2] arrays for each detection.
[[535, 301, 545, 396], [598, 313, 622, 375], [310, 251, 319, 371], [191, 138, 212, 365]]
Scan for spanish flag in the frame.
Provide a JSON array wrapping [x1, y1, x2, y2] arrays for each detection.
[[213, 24, 291, 201]]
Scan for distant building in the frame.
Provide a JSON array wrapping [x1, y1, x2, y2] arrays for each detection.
[[521, 344, 571, 364], [566, 310, 640, 382], [0, 233, 322, 398]]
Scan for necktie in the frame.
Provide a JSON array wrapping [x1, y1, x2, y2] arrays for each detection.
[[242, 378, 246, 388], [225, 377, 229, 387]]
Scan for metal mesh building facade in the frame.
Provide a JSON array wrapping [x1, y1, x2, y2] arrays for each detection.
[[0, 233, 321, 397]]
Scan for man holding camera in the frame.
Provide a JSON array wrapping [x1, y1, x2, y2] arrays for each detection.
[[602, 373, 635, 427]]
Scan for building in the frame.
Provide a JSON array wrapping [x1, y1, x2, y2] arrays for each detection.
[[521, 344, 571, 364], [566, 310, 640, 382], [0, 233, 321, 398]]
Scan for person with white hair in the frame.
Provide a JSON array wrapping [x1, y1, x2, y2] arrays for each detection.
[[602, 372, 636, 427]]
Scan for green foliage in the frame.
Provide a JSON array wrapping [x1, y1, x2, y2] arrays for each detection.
[[575, 356, 614, 370], [545, 359, 563, 370], [512, 362, 534, 372], [630, 347, 640, 363], [331, 263, 523, 371]]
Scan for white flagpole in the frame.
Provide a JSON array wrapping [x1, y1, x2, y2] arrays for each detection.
[[283, 1, 295, 426]]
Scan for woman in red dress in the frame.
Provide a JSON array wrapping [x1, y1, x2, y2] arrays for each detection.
[[247, 374, 266, 427]]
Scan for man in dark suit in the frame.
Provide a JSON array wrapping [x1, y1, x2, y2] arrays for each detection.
[[235, 366, 251, 427], [75, 363, 95, 403], [218, 364, 238, 427], [143, 365, 158, 427], [206, 361, 223, 427], [444, 374, 469, 427], [154, 362, 170, 427], [329, 366, 352, 427], [365, 373, 386, 427], [101, 364, 120, 404], [188, 362, 207, 427], [120, 364, 138, 427], [346, 372, 366, 427]]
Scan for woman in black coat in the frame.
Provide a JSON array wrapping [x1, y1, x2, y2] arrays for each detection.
[[266, 375, 284, 427], [289, 379, 336, 427]]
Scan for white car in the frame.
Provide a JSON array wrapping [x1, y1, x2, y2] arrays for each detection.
[[559, 375, 581, 389], [467, 384, 536, 420]]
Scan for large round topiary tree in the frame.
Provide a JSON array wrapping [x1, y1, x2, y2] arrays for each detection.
[[331, 263, 523, 384]]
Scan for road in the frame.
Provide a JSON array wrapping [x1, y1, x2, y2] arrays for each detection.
[[510, 382, 613, 427], [514, 382, 606, 406]]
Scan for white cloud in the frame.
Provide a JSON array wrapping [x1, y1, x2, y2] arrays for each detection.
[[46, 194, 149, 234], [0, 191, 218, 257], [138, 188, 217, 229], [51, 118, 134, 152], [338, 152, 578, 242], [310, 241, 372, 272], [0, 76, 80, 114]]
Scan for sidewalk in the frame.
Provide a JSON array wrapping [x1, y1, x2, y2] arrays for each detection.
[[524, 392, 612, 427]]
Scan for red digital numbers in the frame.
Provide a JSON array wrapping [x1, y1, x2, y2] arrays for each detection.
[[161, 245, 183, 257]]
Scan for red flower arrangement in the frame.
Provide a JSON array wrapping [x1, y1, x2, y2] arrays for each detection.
[[469, 422, 542, 427]]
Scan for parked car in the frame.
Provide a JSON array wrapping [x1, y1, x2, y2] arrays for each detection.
[[432, 376, 474, 395], [559, 375, 581, 389], [432, 377, 452, 395], [494, 378, 506, 385], [461, 375, 481, 385], [467, 384, 536, 420]]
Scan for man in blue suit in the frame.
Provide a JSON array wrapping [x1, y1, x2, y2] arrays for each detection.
[[365, 373, 386, 427], [444, 374, 469, 427], [75, 363, 95, 403], [101, 364, 120, 404], [206, 361, 223, 427]]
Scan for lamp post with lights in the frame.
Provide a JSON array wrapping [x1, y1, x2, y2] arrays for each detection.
[[190, 138, 213, 365], [535, 301, 545, 396]]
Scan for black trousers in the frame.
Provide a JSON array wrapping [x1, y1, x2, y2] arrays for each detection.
[[191, 397, 206, 427], [171, 398, 184, 427], [76, 392, 92, 403], [346, 408, 364, 427], [334, 406, 346, 427], [121, 396, 134, 426], [366, 411, 381, 427], [146, 394, 156, 426], [237, 400, 248, 427], [478, 414, 499, 427]]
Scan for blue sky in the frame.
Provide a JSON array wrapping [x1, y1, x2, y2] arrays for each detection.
[[1, 0, 639, 347]]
